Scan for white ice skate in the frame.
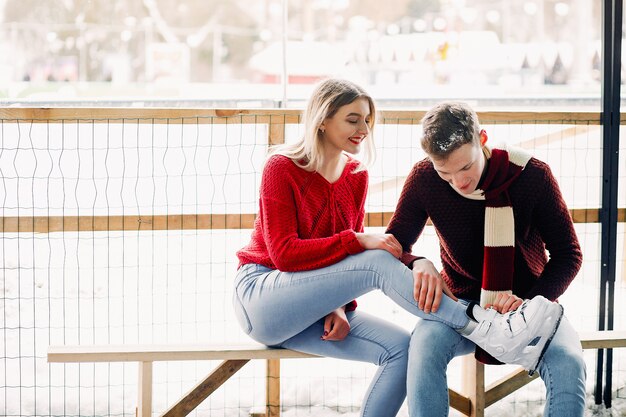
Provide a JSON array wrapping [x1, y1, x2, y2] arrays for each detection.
[[463, 295, 564, 375]]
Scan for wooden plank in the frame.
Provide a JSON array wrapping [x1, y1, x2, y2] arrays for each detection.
[[580, 331, 626, 349], [3, 208, 616, 234], [47, 344, 318, 363], [448, 388, 472, 416], [0, 108, 303, 123], [462, 356, 485, 417], [266, 359, 280, 417], [137, 361, 153, 417], [485, 368, 538, 407], [0, 108, 602, 124], [475, 111, 601, 124], [0, 214, 258, 233], [161, 359, 249, 417], [268, 122, 285, 146]]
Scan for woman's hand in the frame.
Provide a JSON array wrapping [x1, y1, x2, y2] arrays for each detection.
[[355, 233, 402, 258], [412, 258, 457, 314], [321, 308, 350, 341], [485, 293, 523, 313]]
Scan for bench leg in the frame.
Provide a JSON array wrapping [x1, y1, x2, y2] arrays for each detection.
[[266, 359, 280, 417], [462, 355, 485, 417], [138, 361, 153, 417], [162, 359, 249, 417]]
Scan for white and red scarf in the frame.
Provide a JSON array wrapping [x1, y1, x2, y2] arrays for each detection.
[[451, 144, 532, 364]]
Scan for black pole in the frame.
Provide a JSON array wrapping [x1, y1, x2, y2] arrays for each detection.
[[598, 0, 621, 407]]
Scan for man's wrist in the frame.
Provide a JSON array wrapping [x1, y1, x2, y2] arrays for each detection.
[[411, 257, 429, 270]]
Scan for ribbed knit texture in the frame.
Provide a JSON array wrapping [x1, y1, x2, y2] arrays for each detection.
[[386, 156, 582, 304], [237, 154, 367, 272]]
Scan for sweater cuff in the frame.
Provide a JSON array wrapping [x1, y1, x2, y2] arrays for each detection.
[[345, 299, 358, 312], [340, 230, 364, 255], [400, 253, 425, 269]]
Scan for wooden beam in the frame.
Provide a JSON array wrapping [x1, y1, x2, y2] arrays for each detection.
[[579, 331, 626, 349], [2, 208, 618, 234], [448, 388, 472, 416], [0, 108, 602, 124], [266, 359, 280, 417], [47, 343, 318, 363], [137, 361, 153, 417], [485, 368, 538, 407], [462, 356, 485, 417], [161, 359, 249, 417]]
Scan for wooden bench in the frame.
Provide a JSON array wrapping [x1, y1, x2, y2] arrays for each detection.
[[47, 331, 626, 417]]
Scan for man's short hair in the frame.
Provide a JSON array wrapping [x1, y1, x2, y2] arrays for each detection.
[[420, 101, 481, 160]]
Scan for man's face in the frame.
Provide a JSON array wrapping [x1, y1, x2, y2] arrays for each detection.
[[430, 142, 486, 194]]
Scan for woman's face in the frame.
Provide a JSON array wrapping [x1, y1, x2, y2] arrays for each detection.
[[430, 142, 487, 194], [320, 97, 371, 156]]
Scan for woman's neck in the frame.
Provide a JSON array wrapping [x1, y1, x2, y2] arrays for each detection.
[[317, 152, 347, 184]]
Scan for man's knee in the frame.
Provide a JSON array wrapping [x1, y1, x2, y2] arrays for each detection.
[[409, 320, 462, 367]]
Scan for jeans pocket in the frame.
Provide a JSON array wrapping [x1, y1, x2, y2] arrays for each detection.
[[232, 291, 252, 335]]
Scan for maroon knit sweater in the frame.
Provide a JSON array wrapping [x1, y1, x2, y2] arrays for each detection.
[[386, 157, 582, 301], [237, 154, 366, 272]]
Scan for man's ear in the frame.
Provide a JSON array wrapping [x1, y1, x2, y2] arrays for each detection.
[[479, 129, 488, 146]]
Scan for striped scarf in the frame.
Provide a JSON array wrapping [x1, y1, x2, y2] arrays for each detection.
[[451, 144, 532, 364]]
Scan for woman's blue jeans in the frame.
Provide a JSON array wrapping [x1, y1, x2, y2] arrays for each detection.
[[407, 313, 586, 417], [233, 250, 471, 417]]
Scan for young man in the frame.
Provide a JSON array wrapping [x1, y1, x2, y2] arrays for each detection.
[[386, 102, 586, 417]]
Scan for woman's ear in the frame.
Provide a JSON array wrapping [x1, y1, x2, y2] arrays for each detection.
[[479, 129, 488, 146]]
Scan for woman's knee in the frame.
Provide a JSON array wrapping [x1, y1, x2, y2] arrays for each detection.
[[376, 326, 411, 367], [354, 249, 401, 270]]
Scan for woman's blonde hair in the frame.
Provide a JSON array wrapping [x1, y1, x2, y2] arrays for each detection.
[[270, 78, 376, 172]]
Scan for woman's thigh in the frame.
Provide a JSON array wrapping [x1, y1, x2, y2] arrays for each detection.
[[278, 310, 411, 366]]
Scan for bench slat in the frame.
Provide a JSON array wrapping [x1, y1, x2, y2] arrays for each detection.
[[48, 331, 626, 364], [579, 331, 626, 349], [47, 343, 318, 363]]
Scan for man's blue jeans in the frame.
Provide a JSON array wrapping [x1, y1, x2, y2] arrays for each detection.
[[233, 250, 470, 417], [407, 314, 586, 417]]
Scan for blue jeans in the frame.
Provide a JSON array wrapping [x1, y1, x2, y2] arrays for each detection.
[[233, 250, 471, 417], [407, 314, 586, 417]]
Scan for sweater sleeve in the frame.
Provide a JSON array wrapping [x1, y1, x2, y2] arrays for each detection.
[[386, 162, 429, 268], [260, 158, 364, 272], [354, 171, 368, 234], [524, 163, 583, 300]]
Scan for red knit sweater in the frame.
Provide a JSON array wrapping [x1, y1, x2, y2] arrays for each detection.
[[386, 157, 583, 302], [237, 154, 367, 272]]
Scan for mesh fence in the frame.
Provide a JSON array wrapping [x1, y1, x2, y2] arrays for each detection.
[[0, 109, 623, 416]]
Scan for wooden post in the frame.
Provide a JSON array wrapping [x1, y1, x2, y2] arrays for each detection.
[[137, 361, 153, 417], [462, 355, 485, 417], [266, 359, 280, 417]]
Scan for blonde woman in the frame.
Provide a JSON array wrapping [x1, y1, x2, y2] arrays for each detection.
[[234, 79, 564, 416]]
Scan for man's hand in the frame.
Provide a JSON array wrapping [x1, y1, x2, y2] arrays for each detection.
[[355, 233, 403, 258], [321, 308, 350, 341], [485, 293, 523, 313], [412, 258, 457, 314]]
